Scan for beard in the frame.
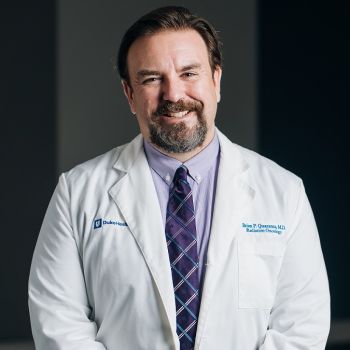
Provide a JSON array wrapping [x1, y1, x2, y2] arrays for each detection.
[[149, 99, 208, 153]]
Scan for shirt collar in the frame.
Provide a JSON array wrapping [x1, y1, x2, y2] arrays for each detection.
[[143, 131, 220, 186]]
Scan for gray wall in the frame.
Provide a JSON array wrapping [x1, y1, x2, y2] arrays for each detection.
[[58, 0, 257, 172], [0, 1, 55, 341]]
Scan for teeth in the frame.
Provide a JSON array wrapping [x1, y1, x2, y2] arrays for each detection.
[[166, 111, 189, 118]]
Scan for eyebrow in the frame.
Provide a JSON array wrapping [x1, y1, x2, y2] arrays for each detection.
[[180, 63, 201, 72], [135, 63, 202, 80], [136, 70, 161, 79]]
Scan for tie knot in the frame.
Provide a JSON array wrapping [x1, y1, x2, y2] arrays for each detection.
[[173, 165, 188, 184]]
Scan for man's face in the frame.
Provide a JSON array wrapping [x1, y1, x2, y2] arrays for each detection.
[[123, 29, 222, 154]]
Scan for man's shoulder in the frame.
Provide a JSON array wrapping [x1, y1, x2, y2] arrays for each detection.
[[218, 130, 302, 189], [240, 144, 300, 182], [62, 134, 142, 186]]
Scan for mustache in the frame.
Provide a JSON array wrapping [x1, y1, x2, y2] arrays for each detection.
[[154, 100, 203, 116]]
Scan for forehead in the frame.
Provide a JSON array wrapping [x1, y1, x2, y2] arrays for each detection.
[[127, 29, 211, 73]]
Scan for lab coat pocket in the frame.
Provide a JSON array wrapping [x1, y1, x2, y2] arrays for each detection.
[[238, 235, 285, 309]]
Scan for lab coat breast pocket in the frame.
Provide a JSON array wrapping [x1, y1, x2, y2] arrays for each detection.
[[238, 235, 286, 309]]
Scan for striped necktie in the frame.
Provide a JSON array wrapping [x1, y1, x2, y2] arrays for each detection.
[[165, 165, 200, 350]]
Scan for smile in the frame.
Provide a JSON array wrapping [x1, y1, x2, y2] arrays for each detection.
[[163, 110, 190, 118]]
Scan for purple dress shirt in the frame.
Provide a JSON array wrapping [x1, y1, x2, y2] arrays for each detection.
[[143, 133, 220, 292]]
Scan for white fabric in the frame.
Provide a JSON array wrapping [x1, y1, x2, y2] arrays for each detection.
[[29, 129, 330, 350]]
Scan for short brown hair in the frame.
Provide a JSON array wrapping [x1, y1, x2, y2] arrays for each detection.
[[117, 6, 222, 84]]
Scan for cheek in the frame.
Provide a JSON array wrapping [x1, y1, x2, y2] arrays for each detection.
[[135, 90, 159, 113], [186, 85, 206, 104], [193, 82, 219, 121], [188, 79, 217, 101]]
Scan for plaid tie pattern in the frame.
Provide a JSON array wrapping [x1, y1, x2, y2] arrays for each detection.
[[165, 165, 200, 350]]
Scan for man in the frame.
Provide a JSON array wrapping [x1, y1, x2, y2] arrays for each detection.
[[29, 6, 330, 350]]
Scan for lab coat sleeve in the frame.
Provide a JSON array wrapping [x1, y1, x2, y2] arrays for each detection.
[[259, 180, 330, 350], [28, 174, 106, 350]]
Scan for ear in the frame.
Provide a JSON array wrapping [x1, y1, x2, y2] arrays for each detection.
[[122, 80, 136, 114], [213, 66, 222, 103]]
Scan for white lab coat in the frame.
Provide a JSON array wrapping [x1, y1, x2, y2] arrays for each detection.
[[28, 129, 330, 350]]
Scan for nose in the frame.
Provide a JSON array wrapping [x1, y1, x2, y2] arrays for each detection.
[[161, 76, 184, 102]]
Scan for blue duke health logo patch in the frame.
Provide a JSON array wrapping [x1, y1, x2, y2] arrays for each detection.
[[94, 219, 102, 229], [93, 218, 128, 229]]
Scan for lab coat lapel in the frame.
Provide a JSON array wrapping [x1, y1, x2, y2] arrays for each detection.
[[108, 135, 178, 346], [195, 130, 255, 345]]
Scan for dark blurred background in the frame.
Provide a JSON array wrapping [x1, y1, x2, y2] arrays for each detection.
[[0, 1, 348, 349]]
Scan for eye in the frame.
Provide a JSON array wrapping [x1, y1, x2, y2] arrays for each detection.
[[182, 72, 197, 79], [142, 77, 161, 85]]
